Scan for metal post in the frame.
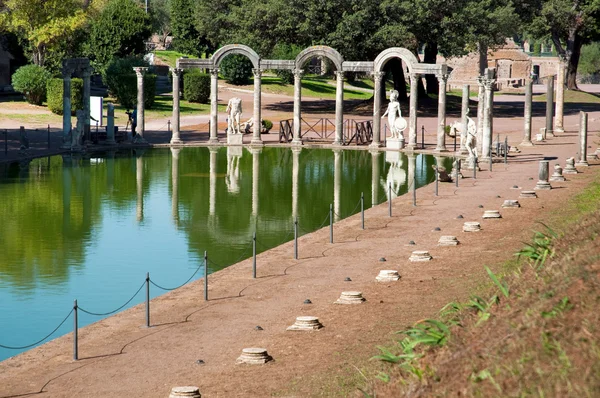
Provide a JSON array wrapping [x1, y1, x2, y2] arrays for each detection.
[[360, 192, 365, 230], [474, 158, 478, 179], [388, 184, 392, 217], [421, 125, 425, 149], [504, 136, 508, 164], [145, 272, 150, 328], [294, 217, 298, 260], [168, 120, 171, 133], [496, 133, 500, 156], [434, 159, 439, 196], [455, 158, 460, 187], [489, 150, 493, 171], [252, 232, 257, 279], [73, 299, 78, 361], [329, 204, 333, 243], [47, 124, 51, 149], [203, 251, 208, 301]]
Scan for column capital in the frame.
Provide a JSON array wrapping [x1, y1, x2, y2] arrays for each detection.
[[61, 66, 74, 78], [133, 67, 148, 77], [436, 73, 449, 83], [293, 68, 304, 78], [482, 77, 495, 90], [170, 67, 184, 76], [409, 73, 421, 82], [372, 71, 385, 81], [252, 68, 263, 78], [82, 66, 93, 77], [335, 70, 345, 80], [210, 68, 219, 77]]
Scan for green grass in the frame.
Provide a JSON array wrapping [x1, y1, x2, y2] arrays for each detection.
[[153, 50, 198, 67], [534, 89, 600, 103]]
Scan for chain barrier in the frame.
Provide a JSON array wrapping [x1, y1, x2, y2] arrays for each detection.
[[207, 240, 253, 269], [0, 308, 74, 350], [150, 264, 203, 291], [298, 212, 330, 235], [78, 281, 146, 316], [333, 196, 363, 220]]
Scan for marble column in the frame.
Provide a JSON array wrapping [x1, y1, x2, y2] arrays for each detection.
[[251, 69, 263, 146], [481, 72, 495, 161], [251, 147, 261, 217], [82, 67, 92, 143], [370, 71, 385, 148], [545, 76, 554, 136], [535, 160, 552, 190], [521, 78, 534, 146], [136, 155, 144, 221], [333, 149, 342, 221], [370, 150, 381, 207], [460, 84, 470, 154], [407, 153, 417, 197], [554, 61, 566, 133], [133, 67, 148, 143], [577, 111, 589, 167], [292, 147, 302, 219], [209, 68, 220, 145], [209, 147, 218, 216], [171, 147, 181, 224], [62, 71, 72, 147], [435, 73, 449, 152], [170, 67, 183, 145], [333, 71, 344, 146], [292, 69, 304, 145], [106, 103, 116, 145], [407, 73, 420, 149], [476, 77, 485, 155]]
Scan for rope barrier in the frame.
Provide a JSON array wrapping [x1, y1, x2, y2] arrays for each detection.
[[0, 308, 74, 350], [78, 281, 146, 316], [207, 240, 253, 269], [150, 264, 203, 291], [333, 197, 363, 220]]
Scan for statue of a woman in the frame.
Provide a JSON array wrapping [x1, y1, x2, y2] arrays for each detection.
[[382, 90, 407, 139]]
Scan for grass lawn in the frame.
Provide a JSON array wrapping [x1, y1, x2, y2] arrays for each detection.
[[534, 89, 600, 103], [153, 50, 198, 67]]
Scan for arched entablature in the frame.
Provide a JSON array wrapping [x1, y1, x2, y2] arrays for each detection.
[[373, 47, 420, 73], [211, 44, 261, 70], [295, 46, 344, 71]]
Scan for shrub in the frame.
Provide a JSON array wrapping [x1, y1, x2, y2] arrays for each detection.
[[11, 65, 51, 105], [105, 57, 156, 109], [271, 44, 302, 84], [220, 54, 253, 85], [183, 70, 210, 103], [262, 119, 273, 131], [46, 78, 84, 115]]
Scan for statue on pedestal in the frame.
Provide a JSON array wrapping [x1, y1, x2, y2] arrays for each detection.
[[226, 97, 243, 134], [382, 90, 407, 140], [71, 110, 85, 152]]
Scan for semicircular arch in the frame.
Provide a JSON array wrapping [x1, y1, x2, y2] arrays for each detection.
[[295, 46, 344, 71], [211, 44, 261, 69], [374, 48, 419, 73]]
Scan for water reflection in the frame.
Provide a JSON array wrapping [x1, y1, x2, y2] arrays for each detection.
[[383, 151, 407, 200]]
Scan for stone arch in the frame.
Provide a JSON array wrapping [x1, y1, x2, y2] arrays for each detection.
[[373, 47, 420, 73], [295, 45, 344, 71], [211, 44, 261, 69]]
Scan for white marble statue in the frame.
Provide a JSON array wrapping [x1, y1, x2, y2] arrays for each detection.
[[225, 151, 241, 194], [226, 97, 243, 134], [71, 110, 85, 151], [382, 90, 407, 139], [381, 154, 406, 198], [465, 115, 478, 160]]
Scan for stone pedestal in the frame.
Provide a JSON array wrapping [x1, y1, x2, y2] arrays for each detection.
[[502, 200, 521, 208], [386, 137, 405, 150], [438, 236, 459, 246], [227, 133, 243, 145], [482, 210, 502, 219], [563, 157, 579, 174], [236, 348, 272, 364], [409, 250, 432, 262], [534, 160, 552, 190], [335, 291, 365, 304], [463, 222, 481, 232], [376, 270, 401, 282], [550, 164, 566, 182], [286, 316, 323, 331], [519, 191, 538, 199], [169, 386, 201, 398]]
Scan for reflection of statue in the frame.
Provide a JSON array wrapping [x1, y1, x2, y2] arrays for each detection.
[[226, 97, 243, 134], [381, 153, 406, 197], [71, 110, 85, 151], [382, 90, 407, 139], [225, 151, 241, 194]]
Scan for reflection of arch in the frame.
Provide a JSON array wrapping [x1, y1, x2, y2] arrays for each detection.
[[373, 47, 419, 73], [295, 45, 344, 71], [211, 44, 260, 69]]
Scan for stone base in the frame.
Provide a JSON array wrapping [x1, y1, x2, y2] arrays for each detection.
[[291, 138, 303, 146], [236, 348, 272, 364], [386, 137, 405, 150], [250, 138, 264, 146], [519, 190, 538, 199], [587, 154, 599, 161], [520, 140, 534, 147], [335, 291, 365, 304], [438, 236, 459, 246], [207, 138, 220, 145], [563, 167, 579, 174], [576, 160, 590, 167], [376, 270, 401, 282], [170, 138, 184, 145], [463, 222, 481, 232], [409, 250, 432, 262], [169, 386, 202, 398], [227, 133, 243, 145], [502, 200, 521, 208], [550, 174, 566, 182], [534, 181, 552, 190], [368, 141, 383, 149], [286, 316, 323, 331], [482, 210, 502, 219]]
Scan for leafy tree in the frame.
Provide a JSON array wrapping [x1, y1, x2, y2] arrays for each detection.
[[171, 0, 206, 56], [220, 54, 252, 85], [579, 42, 600, 76], [87, 0, 151, 73], [150, 0, 171, 48], [529, 0, 600, 89], [11, 64, 51, 105]]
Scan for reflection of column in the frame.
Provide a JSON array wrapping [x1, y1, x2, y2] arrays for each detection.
[[407, 153, 417, 197], [555, 61, 566, 133], [370, 150, 381, 207], [545, 76, 554, 136], [136, 156, 144, 222], [82, 67, 92, 142], [292, 69, 304, 145], [170, 67, 183, 144], [333, 71, 344, 146], [291, 147, 301, 219], [171, 147, 181, 224], [436, 73, 449, 152], [333, 149, 342, 221], [370, 71, 385, 148], [62, 155, 72, 229], [133, 67, 148, 143], [251, 147, 261, 217], [62, 70, 72, 147], [251, 69, 263, 145], [209, 68, 220, 145], [407, 73, 420, 149], [106, 150, 116, 189], [209, 147, 218, 216], [460, 84, 470, 154], [481, 70, 495, 161], [521, 78, 534, 146]]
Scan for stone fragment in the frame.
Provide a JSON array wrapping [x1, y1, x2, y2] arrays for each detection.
[[501, 200, 521, 208], [482, 210, 502, 219], [519, 190, 537, 199], [409, 250, 432, 261], [438, 236, 459, 246], [169, 386, 201, 398], [236, 348, 273, 364], [286, 316, 323, 331], [376, 270, 401, 282], [563, 157, 579, 174], [335, 291, 366, 304], [549, 164, 566, 182], [463, 222, 481, 232]]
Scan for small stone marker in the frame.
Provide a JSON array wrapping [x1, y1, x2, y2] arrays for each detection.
[[550, 164, 566, 182], [457, 215, 464, 219], [344, 277, 352, 282], [563, 157, 579, 174], [286, 316, 323, 331], [511, 185, 520, 189], [335, 291, 366, 304], [463, 222, 481, 232], [501, 200, 521, 208], [376, 270, 401, 282], [438, 236, 459, 246], [519, 190, 538, 199], [303, 299, 312, 304], [169, 386, 201, 398], [482, 210, 502, 219], [236, 348, 272, 364], [409, 250, 432, 262], [433, 227, 441, 231], [534, 160, 552, 190]]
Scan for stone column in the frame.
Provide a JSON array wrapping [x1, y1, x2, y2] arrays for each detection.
[[292, 69, 304, 145], [545, 76, 554, 136], [534, 160, 552, 190], [106, 103, 116, 145], [460, 84, 470, 154], [209, 68, 220, 145], [171, 147, 181, 224], [292, 147, 302, 219], [209, 147, 218, 216], [407, 73, 420, 149], [435, 73, 449, 152], [521, 78, 534, 146], [476, 77, 485, 155], [370, 71, 385, 148], [133, 67, 148, 143], [481, 71, 495, 161], [554, 61, 566, 133], [251, 147, 261, 217], [251, 69, 263, 146], [333, 71, 344, 146], [170, 67, 183, 145], [333, 149, 342, 221], [577, 111, 589, 167], [136, 155, 144, 221], [62, 71, 72, 147], [370, 150, 381, 207], [82, 67, 92, 143]]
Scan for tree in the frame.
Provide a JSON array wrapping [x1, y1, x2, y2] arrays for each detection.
[[579, 41, 600, 76], [171, 0, 206, 56], [0, 0, 87, 66], [150, 0, 171, 48], [529, 0, 600, 89], [87, 0, 151, 73]]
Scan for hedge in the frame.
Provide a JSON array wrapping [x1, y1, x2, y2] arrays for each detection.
[[183, 70, 210, 103], [46, 78, 84, 115], [11, 65, 51, 105], [105, 57, 156, 109]]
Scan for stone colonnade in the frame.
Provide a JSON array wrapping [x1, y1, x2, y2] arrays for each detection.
[[61, 58, 92, 148]]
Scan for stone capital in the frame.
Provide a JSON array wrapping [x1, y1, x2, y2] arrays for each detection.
[[436, 73, 449, 83], [210, 68, 220, 77], [133, 67, 148, 78], [82, 66, 93, 78], [252, 68, 263, 78], [170, 67, 184, 76], [61, 66, 74, 78], [409, 73, 421, 83], [335, 70, 344, 80], [372, 71, 385, 81], [482, 77, 495, 90], [292, 68, 304, 78]]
